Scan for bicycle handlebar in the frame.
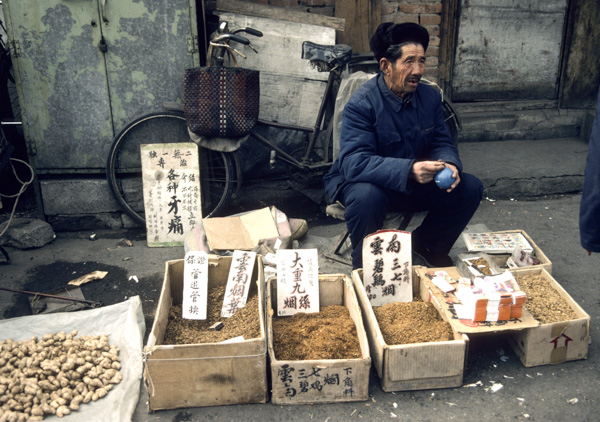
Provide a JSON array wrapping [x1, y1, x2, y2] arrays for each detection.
[[212, 33, 251, 46], [235, 28, 263, 38]]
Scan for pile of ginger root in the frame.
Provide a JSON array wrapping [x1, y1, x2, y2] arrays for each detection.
[[0, 330, 123, 421]]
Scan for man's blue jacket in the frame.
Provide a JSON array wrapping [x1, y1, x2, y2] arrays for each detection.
[[324, 73, 462, 203], [580, 86, 600, 253]]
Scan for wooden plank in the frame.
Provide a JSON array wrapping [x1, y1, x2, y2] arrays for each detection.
[[216, 12, 333, 81], [216, 0, 345, 30], [216, 12, 334, 126], [259, 73, 326, 128], [335, 0, 380, 53]]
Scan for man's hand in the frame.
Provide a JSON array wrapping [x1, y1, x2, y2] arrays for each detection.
[[410, 160, 445, 184], [444, 163, 460, 192], [410, 160, 461, 192]]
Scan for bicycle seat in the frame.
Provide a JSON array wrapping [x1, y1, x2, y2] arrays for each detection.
[[302, 41, 352, 71]]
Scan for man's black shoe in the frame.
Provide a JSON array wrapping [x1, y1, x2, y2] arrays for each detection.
[[412, 238, 454, 268]]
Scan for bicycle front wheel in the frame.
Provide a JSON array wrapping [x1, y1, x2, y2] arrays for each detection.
[[106, 111, 237, 226]]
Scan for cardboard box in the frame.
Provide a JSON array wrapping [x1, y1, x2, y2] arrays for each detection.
[[457, 251, 503, 279], [144, 256, 267, 410], [473, 230, 552, 274], [415, 266, 539, 335], [352, 267, 469, 392], [267, 274, 371, 404], [505, 267, 590, 367]]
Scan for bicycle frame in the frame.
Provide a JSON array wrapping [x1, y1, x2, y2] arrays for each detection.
[[251, 66, 340, 172], [208, 22, 461, 177]]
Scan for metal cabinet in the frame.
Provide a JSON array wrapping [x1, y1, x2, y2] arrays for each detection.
[[3, 0, 199, 172]]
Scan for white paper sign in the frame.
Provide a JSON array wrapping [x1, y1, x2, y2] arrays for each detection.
[[221, 250, 257, 317], [276, 249, 319, 316], [362, 230, 412, 306], [141, 143, 202, 248], [182, 251, 209, 320]]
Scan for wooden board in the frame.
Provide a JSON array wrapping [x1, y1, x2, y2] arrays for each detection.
[[214, 12, 335, 127], [216, 0, 345, 30], [335, 0, 380, 54]]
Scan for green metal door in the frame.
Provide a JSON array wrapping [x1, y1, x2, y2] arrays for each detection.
[[3, 0, 199, 172]]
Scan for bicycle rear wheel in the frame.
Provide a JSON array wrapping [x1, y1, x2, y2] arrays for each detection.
[[106, 111, 236, 226]]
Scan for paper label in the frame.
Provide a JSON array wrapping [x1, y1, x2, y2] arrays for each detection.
[[276, 249, 319, 316], [362, 230, 412, 306], [221, 251, 257, 317], [141, 143, 201, 247], [182, 251, 209, 320]]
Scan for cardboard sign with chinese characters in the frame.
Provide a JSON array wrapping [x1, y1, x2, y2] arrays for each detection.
[[182, 251, 209, 320], [362, 230, 412, 306], [221, 250, 257, 317], [141, 143, 201, 247], [276, 249, 319, 316]]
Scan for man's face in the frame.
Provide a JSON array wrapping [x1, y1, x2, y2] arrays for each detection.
[[382, 43, 426, 98]]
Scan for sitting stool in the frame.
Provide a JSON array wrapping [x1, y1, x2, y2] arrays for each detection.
[[324, 202, 414, 266]]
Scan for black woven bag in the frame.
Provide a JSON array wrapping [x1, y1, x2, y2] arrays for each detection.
[[183, 65, 260, 138]]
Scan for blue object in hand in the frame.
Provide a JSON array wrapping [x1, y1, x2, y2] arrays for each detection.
[[434, 167, 455, 189]]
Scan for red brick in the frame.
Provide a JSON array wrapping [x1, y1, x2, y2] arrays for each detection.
[[393, 14, 420, 24], [426, 46, 439, 57], [428, 34, 440, 47], [382, 3, 399, 15], [399, 4, 442, 14], [302, 0, 335, 6], [424, 68, 439, 80], [419, 14, 442, 25], [424, 25, 440, 36], [425, 56, 439, 66]]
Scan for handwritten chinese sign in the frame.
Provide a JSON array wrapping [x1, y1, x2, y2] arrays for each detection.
[[141, 143, 201, 247], [182, 251, 209, 320], [276, 364, 357, 400], [221, 250, 257, 318], [362, 230, 412, 306], [276, 249, 319, 316]]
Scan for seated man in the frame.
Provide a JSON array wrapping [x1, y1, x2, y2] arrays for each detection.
[[324, 22, 483, 269]]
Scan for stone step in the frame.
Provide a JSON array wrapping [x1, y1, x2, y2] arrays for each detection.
[[458, 137, 588, 199]]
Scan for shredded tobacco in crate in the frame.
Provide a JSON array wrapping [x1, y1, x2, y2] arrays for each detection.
[[468, 257, 494, 275], [373, 300, 454, 345], [515, 273, 579, 324], [272, 305, 362, 361], [163, 285, 261, 344]]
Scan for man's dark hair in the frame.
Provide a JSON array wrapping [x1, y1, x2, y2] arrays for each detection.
[[370, 22, 430, 62]]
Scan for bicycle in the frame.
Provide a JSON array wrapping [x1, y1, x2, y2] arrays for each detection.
[[106, 20, 461, 226]]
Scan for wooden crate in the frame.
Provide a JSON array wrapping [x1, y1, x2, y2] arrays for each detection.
[[352, 267, 469, 392], [505, 267, 590, 367], [267, 274, 371, 404], [481, 230, 552, 274], [143, 256, 267, 410]]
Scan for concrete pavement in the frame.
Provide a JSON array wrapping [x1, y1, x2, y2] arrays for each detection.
[[0, 137, 597, 421]]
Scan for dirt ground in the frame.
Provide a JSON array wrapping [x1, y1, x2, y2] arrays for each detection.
[[1, 194, 599, 422]]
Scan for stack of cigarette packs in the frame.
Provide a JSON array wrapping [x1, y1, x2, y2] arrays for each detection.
[[455, 271, 526, 322]]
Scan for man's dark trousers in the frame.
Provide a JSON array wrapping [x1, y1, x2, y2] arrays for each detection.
[[340, 173, 483, 269]]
